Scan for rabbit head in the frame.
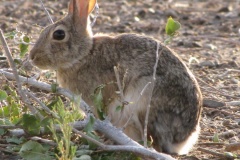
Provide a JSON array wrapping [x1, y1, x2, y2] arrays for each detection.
[[29, 0, 96, 70]]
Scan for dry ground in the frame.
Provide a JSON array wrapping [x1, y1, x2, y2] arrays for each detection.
[[0, 0, 240, 159]]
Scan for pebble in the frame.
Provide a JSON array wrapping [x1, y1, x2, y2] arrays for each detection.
[[177, 41, 202, 48], [218, 6, 232, 12], [222, 119, 231, 126], [205, 44, 217, 50], [234, 119, 240, 125], [78, 155, 91, 160], [199, 61, 216, 67], [203, 99, 225, 108]]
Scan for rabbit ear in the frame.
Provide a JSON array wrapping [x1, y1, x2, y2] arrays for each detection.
[[68, 0, 96, 28]]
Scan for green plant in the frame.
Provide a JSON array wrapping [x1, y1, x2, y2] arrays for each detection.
[[49, 97, 84, 160]]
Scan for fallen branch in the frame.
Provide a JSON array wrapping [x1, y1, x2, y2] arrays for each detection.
[[1, 69, 175, 160], [73, 119, 175, 160], [0, 69, 91, 114]]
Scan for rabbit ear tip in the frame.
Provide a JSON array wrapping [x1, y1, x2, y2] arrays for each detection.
[[88, 0, 97, 14]]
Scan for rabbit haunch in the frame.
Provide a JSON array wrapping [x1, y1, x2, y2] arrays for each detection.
[[29, 0, 202, 155]]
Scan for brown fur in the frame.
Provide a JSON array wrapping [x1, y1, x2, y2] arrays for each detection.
[[29, 0, 202, 154]]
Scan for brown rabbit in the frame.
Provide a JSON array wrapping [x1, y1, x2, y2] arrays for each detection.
[[29, 0, 202, 155]]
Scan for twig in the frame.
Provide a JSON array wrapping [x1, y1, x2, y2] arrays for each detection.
[[26, 92, 60, 119], [0, 146, 18, 155], [0, 29, 43, 120], [144, 42, 161, 147], [114, 66, 125, 104], [30, 136, 56, 146], [38, 0, 54, 24], [198, 147, 235, 159], [122, 81, 151, 131], [0, 125, 22, 129], [217, 69, 240, 78], [198, 142, 225, 146], [122, 113, 134, 130]]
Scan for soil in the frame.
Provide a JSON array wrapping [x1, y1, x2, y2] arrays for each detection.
[[0, 0, 240, 160]]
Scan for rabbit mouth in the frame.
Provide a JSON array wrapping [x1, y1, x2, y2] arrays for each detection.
[[29, 56, 56, 70]]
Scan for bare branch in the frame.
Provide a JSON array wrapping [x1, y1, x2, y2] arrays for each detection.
[[30, 136, 57, 146], [114, 66, 125, 104], [38, 0, 54, 24], [73, 119, 175, 160], [0, 69, 91, 114], [144, 42, 161, 147], [26, 92, 60, 119]]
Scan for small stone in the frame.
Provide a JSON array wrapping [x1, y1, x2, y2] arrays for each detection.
[[230, 78, 239, 84], [199, 61, 216, 67], [218, 6, 232, 12], [205, 44, 217, 50], [181, 41, 202, 48], [235, 119, 240, 125], [203, 99, 225, 108], [219, 130, 235, 139], [228, 61, 239, 68], [222, 119, 231, 126], [165, 9, 179, 18], [137, 9, 147, 18], [79, 155, 91, 160]]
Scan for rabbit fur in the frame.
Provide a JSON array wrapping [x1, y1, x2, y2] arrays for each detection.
[[29, 0, 202, 155]]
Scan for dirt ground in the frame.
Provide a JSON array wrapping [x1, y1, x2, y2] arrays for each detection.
[[0, 0, 240, 159]]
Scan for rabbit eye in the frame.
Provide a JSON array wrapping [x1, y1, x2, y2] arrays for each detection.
[[53, 30, 65, 40]]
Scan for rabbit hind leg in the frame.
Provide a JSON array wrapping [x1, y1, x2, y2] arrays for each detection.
[[164, 124, 200, 155]]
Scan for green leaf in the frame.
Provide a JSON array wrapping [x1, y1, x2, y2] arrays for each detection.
[[22, 114, 40, 135], [6, 136, 24, 145], [84, 116, 95, 133], [86, 132, 99, 149], [165, 17, 181, 36], [19, 35, 30, 58], [93, 89, 103, 112], [92, 87, 107, 120], [0, 90, 7, 101], [40, 117, 52, 133], [51, 83, 58, 93], [4, 31, 17, 39], [212, 133, 219, 142], [0, 129, 6, 136], [75, 150, 93, 157], [19, 140, 52, 160]]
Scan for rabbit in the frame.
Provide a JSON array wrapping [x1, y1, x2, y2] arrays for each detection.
[[29, 0, 202, 155]]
